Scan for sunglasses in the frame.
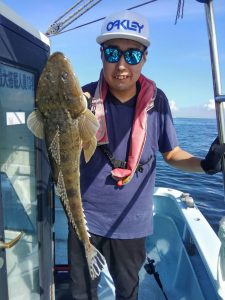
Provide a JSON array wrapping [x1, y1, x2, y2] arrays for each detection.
[[102, 46, 145, 65]]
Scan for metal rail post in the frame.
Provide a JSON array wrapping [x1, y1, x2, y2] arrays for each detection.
[[204, 0, 225, 195]]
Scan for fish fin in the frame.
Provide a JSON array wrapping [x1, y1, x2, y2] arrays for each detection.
[[56, 170, 66, 198], [83, 137, 97, 163], [83, 210, 90, 234], [83, 91, 91, 100], [49, 126, 61, 165], [56, 170, 81, 239], [78, 109, 99, 142], [85, 244, 106, 279], [55, 185, 61, 198], [27, 110, 44, 139]]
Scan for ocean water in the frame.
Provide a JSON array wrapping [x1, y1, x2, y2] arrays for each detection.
[[55, 118, 225, 264], [155, 117, 225, 233]]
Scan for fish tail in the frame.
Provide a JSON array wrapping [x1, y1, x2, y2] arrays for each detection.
[[85, 243, 106, 280]]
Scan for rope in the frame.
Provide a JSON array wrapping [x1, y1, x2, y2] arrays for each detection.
[[45, 0, 102, 36], [48, 0, 158, 36], [58, 0, 102, 32], [46, 0, 189, 36], [128, 0, 158, 11], [175, 0, 185, 24], [53, 0, 86, 23]]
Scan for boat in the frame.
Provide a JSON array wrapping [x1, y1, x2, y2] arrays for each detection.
[[54, 186, 223, 300], [0, 1, 224, 299]]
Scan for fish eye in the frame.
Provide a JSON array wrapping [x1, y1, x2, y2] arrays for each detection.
[[62, 72, 68, 80]]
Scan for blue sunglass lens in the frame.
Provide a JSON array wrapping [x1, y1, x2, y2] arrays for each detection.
[[104, 48, 121, 63], [103, 47, 143, 65], [124, 49, 143, 65]]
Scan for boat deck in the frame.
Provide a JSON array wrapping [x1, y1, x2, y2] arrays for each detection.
[[54, 265, 166, 300], [54, 189, 221, 299]]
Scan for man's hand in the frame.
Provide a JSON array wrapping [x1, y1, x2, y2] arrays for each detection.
[[201, 137, 225, 175]]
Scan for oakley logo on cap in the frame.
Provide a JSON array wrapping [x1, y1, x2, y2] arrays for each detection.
[[106, 19, 144, 34]]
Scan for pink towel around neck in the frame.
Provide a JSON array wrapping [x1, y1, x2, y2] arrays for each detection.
[[93, 72, 156, 185]]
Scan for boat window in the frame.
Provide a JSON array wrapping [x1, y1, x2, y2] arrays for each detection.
[[0, 62, 40, 299]]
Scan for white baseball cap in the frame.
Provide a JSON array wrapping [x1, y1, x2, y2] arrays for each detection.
[[96, 10, 150, 48]]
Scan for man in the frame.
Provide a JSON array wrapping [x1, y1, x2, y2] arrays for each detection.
[[68, 10, 225, 300]]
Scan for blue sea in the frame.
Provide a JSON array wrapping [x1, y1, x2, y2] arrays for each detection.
[[155, 117, 225, 233], [55, 118, 225, 264]]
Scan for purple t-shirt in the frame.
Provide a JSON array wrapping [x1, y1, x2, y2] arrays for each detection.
[[80, 80, 178, 239]]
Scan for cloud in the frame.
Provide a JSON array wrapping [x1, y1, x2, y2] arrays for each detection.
[[172, 104, 216, 119], [169, 100, 179, 112], [169, 99, 216, 118], [204, 99, 215, 111]]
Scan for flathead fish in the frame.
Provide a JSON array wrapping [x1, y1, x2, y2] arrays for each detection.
[[27, 51, 106, 279]]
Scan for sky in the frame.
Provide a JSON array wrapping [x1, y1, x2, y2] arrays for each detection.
[[1, 0, 225, 118]]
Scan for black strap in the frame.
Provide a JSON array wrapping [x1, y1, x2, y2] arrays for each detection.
[[99, 145, 148, 173], [144, 257, 168, 300], [85, 91, 152, 174]]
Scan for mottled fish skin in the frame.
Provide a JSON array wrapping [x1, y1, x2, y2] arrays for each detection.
[[37, 52, 86, 119], [28, 52, 105, 279], [37, 52, 89, 242]]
